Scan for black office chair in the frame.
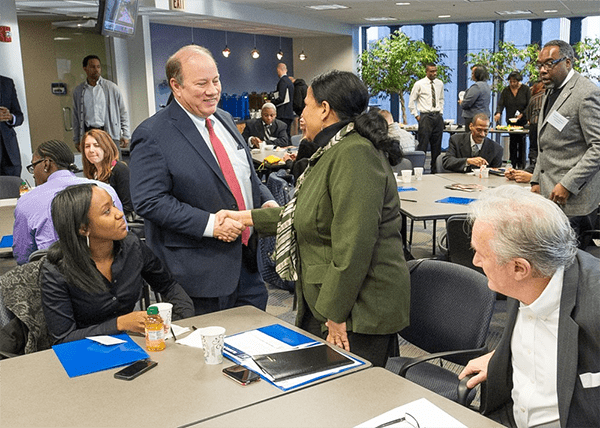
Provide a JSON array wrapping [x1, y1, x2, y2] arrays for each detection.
[[436, 154, 450, 173], [392, 157, 413, 174], [402, 151, 426, 169], [385, 259, 495, 406], [0, 176, 22, 199], [444, 215, 484, 275]]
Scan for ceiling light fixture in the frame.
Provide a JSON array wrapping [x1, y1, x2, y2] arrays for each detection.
[[496, 10, 532, 16], [396, 2, 410, 5], [251, 35, 260, 59], [364, 17, 396, 21], [307, 4, 348, 10], [438, 15, 451, 18], [277, 37, 284, 60], [222, 31, 230, 58], [544, 9, 558, 13], [299, 40, 307, 61]]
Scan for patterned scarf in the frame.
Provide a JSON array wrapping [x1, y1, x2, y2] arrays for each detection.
[[273, 122, 354, 281]]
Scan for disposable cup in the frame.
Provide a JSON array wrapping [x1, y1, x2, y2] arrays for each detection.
[[414, 167, 424, 180], [473, 168, 481, 178], [481, 167, 489, 178], [148, 302, 172, 336], [259, 141, 266, 151], [198, 326, 226, 364], [401, 170, 412, 183]]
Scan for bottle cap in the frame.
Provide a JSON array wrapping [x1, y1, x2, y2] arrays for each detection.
[[147, 306, 159, 315]]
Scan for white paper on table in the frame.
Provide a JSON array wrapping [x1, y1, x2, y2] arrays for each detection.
[[176, 329, 204, 348], [167, 324, 190, 340], [354, 398, 467, 428], [226, 330, 296, 356], [86, 335, 126, 346]]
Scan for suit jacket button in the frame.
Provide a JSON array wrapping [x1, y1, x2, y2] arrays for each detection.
[[231, 204, 237, 209]]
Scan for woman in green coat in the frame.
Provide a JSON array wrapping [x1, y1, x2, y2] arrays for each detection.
[[219, 71, 410, 367]]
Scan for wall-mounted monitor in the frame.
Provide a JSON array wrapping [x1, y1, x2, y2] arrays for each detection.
[[97, 0, 139, 38]]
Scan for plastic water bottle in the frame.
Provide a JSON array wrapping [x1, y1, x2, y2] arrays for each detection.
[[19, 180, 30, 196], [145, 306, 165, 351], [505, 160, 512, 171]]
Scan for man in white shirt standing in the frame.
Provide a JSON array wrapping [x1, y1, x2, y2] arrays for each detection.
[[408, 62, 444, 173], [459, 185, 599, 428], [72, 55, 130, 155]]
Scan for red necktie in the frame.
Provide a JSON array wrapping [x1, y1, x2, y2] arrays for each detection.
[[206, 119, 249, 245]]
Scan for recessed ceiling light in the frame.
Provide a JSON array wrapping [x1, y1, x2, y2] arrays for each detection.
[[496, 10, 532, 16], [438, 15, 451, 18], [544, 9, 558, 13], [365, 17, 396, 21], [396, 2, 411, 5], [307, 4, 348, 10]]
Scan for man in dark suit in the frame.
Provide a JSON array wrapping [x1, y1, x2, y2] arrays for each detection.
[[129, 45, 276, 315], [0, 76, 24, 177], [442, 113, 503, 172], [531, 39, 600, 249], [271, 63, 294, 140], [241, 102, 289, 148], [459, 185, 599, 428]]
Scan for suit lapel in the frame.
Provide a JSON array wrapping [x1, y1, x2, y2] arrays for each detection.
[[539, 73, 579, 133], [168, 102, 229, 189], [215, 109, 256, 167], [556, 258, 579, 427]]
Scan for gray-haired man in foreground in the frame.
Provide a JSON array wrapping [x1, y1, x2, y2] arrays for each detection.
[[459, 185, 599, 428]]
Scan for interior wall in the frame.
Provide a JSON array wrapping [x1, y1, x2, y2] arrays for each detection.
[[19, 19, 106, 152], [149, 23, 294, 111], [292, 36, 354, 85]]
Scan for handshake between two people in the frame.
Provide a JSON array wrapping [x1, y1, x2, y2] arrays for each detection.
[[213, 201, 279, 242]]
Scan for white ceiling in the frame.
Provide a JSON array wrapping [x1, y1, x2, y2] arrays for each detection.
[[14, 0, 600, 37]]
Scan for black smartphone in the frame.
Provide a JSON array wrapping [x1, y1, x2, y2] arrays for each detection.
[[222, 364, 261, 386], [114, 359, 158, 381]]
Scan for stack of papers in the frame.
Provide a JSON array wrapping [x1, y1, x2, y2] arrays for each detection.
[[224, 324, 364, 391]]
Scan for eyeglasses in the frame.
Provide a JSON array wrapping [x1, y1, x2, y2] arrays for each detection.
[[536, 56, 568, 70], [26, 159, 45, 174], [375, 413, 420, 428]]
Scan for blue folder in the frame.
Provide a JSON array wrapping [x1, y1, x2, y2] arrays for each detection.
[[0, 235, 13, 248], [397, 186, 417, 192], [52, 333, 149, 378], [435, 197, 476, 205]]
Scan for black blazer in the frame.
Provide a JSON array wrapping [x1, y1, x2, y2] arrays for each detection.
[[442, 132, 503, 172], [241, 118, 289, 147], [0, 76, 24, 167]]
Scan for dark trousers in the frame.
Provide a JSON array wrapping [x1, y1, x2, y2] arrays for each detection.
[[190, 259, 268, 316], [299, 306, 399, 368], [0, 138, 21, 177], [570, 209, 599, 250], [417, 113, 444, 173], [280, 118, 293, 141], [528, 123, 538, 163], [509, 134, 527, 169]]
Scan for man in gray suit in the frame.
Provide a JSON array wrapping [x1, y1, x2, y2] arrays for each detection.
[[459, 185, 599, 428], [531, 40, 600, 247]]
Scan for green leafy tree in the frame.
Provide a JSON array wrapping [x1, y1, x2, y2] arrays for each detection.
[[574, 37, 600, 82], [466, 41, 539, 93], [358, 31, 450, 123]]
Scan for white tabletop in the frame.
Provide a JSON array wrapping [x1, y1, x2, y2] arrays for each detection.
[[0, 306, 369, 428], [250, 147, 296, 164], [195, 367, 504, 428]]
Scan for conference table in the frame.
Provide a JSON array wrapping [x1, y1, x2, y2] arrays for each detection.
[[398, 172, 527, 254], [0, 306, 369, 428], [195, 367, 503, 428]]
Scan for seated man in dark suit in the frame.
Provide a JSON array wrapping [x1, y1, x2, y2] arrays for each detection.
[[442, 113, 503, 172], [242, 103, 289, 148]]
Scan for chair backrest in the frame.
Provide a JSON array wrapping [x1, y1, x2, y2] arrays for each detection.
[[436, 154, 449, 173], [291, 134, 303, 147], [403, 151, 426, 169], [446, 215, 484, 275], [28, 248, 49, 263], [392, 157, 413, 174], [0, 176, 22, 199], [401, 259, 495, 366]]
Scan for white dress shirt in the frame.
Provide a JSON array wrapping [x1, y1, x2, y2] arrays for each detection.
[[83, 76, 107, 128], [511, 266, 564, 428], [408, 77, 444, 118]]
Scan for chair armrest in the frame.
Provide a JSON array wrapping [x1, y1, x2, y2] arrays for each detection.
[[0, 350, 20, 359], [397, 345, 488, 377], [457, 374, 476, 406]]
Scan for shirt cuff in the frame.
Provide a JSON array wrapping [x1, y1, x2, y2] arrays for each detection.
[[203, 213, 215, 238], [10, 114, 16, 126]]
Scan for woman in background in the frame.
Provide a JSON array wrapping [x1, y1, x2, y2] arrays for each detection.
[[460, 64, 491, 128], [494, 71, 531, 169], [41, 183, 193, 344], [81, 129, 134, 219], [220, 71, 410, 367]]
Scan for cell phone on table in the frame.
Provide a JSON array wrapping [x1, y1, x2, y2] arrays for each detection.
[[114, 359, 158, 381], [223, 364, 261, 386]]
